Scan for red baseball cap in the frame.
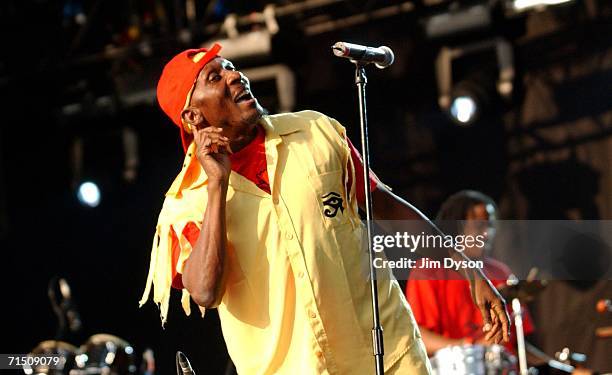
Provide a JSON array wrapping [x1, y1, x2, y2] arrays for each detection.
[[157, 43, 222, 152]]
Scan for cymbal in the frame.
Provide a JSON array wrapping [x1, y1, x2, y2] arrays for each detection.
[[498, 278, 547, 302], [31, 340, 78, 354]]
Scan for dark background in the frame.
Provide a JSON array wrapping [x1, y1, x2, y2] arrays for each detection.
[[1, 0, 611, 373]]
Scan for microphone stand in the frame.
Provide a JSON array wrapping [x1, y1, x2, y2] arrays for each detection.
[[353, 61, 385, 375], [48, 276, 67, 341], [511, 298, 528, 375]]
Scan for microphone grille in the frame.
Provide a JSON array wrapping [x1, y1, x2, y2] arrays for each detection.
[[332, 42, 348, 57], [376, 46, 395, 69]]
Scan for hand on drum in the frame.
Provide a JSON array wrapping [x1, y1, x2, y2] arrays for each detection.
[[470, 277, 511, 344]]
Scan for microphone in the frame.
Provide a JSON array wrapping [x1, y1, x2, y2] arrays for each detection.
[[332, 42, 394, 69], [58, 278, 82, 332], [596, 299, 612, 314], [176, 351, 195, 375]]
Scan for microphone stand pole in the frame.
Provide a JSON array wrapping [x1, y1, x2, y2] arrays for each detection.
[[511, 298, 528, 375], [353, 61, 384, 375], [48, 276, 67, 341]]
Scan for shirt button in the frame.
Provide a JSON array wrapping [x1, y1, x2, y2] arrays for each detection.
[[297, 271, 304, 278], [285, 233, 293, 240], [273, 197, 279, 204], [316, 351, 323, 358], [309, 311, 316, 319]]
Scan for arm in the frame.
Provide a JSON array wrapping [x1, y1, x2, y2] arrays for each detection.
[[182, 180, 228, 308], [370, 185, 449, 261], [369, 185, 511, 344], [181, 126, 231, 308]]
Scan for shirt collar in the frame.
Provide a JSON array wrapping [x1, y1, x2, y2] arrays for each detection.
[[260, 114, 302, 137], [167, 114, 302, 198]]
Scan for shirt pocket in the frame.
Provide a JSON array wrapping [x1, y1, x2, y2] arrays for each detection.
[[308, 170, 350, 229]]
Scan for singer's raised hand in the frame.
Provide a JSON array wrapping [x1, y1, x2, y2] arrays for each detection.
[[193, 126, 232, 183]]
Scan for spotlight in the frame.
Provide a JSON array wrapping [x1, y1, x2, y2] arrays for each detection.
[[450, 95, 478, 125], [435, 38, 514, 126], [77, 181, 101, 208], [447, 79, 489, 126], [510, 0, 573, 12]]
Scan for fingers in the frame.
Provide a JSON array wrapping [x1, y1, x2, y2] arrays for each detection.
[[480, 301, 505, 344], [194, 126, 228, 144], [484, 319, 502, 343], [206, 137, 230, 155], [479, 302, 492, 335], [494, 303, 511, 343], [483, 304, 511, 344], [192, 126, 230, 155]]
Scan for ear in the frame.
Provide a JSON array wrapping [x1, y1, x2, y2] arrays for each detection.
[[181, 107, 205, 129]]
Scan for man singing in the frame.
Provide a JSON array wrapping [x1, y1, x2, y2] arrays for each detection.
[[140, 44, 510, 374]]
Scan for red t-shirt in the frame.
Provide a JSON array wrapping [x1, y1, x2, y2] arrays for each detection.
[[405, 257, 535, 351], [170, 125, 377, 289], [228, 125, 271, 194]]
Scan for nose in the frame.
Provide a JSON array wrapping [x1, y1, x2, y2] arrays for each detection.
[[227, 70, 248, 87]]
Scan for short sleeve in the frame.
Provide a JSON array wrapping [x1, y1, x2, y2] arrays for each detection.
[[345, 136, 379, 205], [170, 221, 201, 289]]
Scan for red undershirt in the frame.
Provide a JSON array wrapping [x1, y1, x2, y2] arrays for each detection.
[[405, 257, 535, 352]]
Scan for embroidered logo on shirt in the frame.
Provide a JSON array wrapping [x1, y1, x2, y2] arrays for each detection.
[[321, 192, 344, 218]]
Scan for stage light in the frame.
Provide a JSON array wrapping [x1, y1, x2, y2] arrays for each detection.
[[511, 0, 572, 12], [425, 4, 491, 39], [208, 30, 273, 62], [450, 95, 478, 125], [77, 181, 101, 208], [446, 77, 492, 126], [436, 38, 513, 126]]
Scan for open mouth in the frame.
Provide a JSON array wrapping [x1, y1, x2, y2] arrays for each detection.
[[234, 89, 253, 103]]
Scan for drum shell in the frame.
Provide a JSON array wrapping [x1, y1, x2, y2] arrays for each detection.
[[73, 334, 136, 375], [431, 344, 517, 375], [25, 340, 77, 375]]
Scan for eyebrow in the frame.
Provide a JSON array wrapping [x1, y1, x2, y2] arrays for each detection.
[[198, 60, 235, 83]]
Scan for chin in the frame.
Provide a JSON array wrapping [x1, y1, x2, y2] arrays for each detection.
[[244, 103, 264, 123]]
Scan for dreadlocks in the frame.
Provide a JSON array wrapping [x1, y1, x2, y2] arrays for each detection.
[[435, 190, 498, 237]]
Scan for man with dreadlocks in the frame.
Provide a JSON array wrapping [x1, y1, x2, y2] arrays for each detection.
[[405, 190, 534, 355]]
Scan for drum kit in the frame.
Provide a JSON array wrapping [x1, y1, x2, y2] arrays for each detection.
[[430, 344, 518, 375], [23, 334, 138, 375], [22, 278, 149, 375], [429, 271, 579, 375], [23, 273, 607, 375]]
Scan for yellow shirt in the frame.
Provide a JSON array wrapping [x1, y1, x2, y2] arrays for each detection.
[[140, 111, 431, 374]]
